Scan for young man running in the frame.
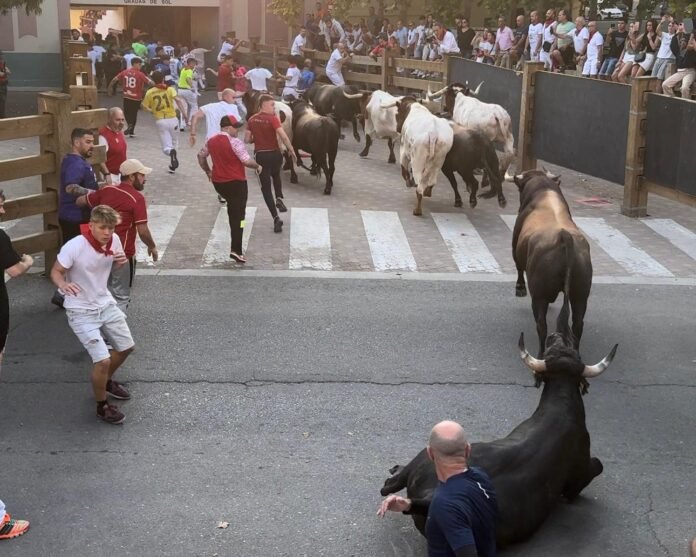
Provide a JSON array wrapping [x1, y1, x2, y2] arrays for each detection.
[[108, 57, 152, 137], [245, 95, 296, 233], [50, 205, 136, 425], [177, 57, 199, 130], [142, 70, 188, 173]]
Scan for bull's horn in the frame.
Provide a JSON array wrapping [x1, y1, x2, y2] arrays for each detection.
[[582, 344, 618, 378], [343, 90, 364, 99], [543, 166, 560, 180], [504, 171, 518, 182], [518, 333, 546, 374], [427, 85, 448, 100], [380, 101, 398, 109], [473, 81, 484, 96]]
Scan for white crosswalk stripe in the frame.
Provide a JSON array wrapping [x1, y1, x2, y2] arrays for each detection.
[[361, 210, 417, 272], [289, 208, 332, 270], [575, 217, 673, 277], [433, 213, 501, 273], [499, 214, 517, 231], [641, 218, 696, 263], [136, 205, 185, 265], [202, 207, 257, 266]]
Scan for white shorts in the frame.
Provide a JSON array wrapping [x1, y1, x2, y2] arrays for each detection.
[[67, 303, 134, 363], [638, 52, 655, 72], [540, 50, 552, 69], [622, 53, 635, 65], [326, 70, 345, 86], [583, 57, 600, 76], [155, 117, 179, 155]]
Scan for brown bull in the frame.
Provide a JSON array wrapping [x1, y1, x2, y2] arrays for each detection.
[[511, 169, 592, 358]]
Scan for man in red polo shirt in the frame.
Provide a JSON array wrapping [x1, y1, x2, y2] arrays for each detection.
[[98, 107, 128, 184], [206, 55, 236, 100], [197, 115, 262, 264], [245, 94, 296, 233], [68, 159, 158, 311], [107, 57, 153, 138]]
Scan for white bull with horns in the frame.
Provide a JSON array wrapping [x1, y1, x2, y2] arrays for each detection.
[[428, 82, 515, 177]]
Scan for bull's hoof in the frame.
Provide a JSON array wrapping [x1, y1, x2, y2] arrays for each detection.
[[498, 196, 507, 208], [515, 286, 527, 297], [290, 175, 298, 184], [406, 182, 416, 188], [359, 149, 369, 158], [423, 186, 434, 198], [413, 208, 423, 216], [454, 198, 463, 208], [469, 198, 477, 209], [354, 134, 361, 143], [387, 155, 396, 164], [324, 187, 332, 195]]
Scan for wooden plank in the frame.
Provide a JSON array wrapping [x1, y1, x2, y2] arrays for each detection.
[[11, 229, 60, 256], [0, 115, 53, 141], [392, 58, 445, 72], [644, 180, 696, 208], [344, 71, 383, 85], [348, 55, 382, 67], [2, 192, 57, 221], [0, 154, 56, 182], [87, 144, 106, 166], [392, 76, 444, 91], [70, 108, 108, 130]]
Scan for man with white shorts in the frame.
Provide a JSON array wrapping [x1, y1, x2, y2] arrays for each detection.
[[143, 70, 188, 173], [582, 22, 603, 77], [326, 41, 350, 86], [50, 205, 135, 425], [540, 9, 557, 70]]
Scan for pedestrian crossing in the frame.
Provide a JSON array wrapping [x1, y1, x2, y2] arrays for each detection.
[[136, 205, 696, 279]]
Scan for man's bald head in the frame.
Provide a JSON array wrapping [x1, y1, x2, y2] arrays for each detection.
[[428, 420, 470, 460], [221, 88, 237, 102], [107, 107, 126, 131]]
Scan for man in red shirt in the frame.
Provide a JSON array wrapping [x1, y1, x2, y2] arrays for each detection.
[[197, 116, 262, 263], [245, 95, 296, 233], [107, 57, 153, 138], [69, 158, 158, 311], [206, 55, 236, 100], [98, 107, 128, 184]]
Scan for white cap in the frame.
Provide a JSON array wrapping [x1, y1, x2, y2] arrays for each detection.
[[119, 158, 153, 176]]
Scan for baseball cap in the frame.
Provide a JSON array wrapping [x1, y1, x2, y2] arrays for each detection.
[[120, 158, 153, 176], [220, 115, 244, 128]]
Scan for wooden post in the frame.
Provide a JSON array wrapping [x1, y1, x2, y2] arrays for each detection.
[[381, 48, 394, 91], [38, 92, 73, 269], [272, 46, 278, 74], [622, 76, 655, 218], [517, 61, 544, 172]]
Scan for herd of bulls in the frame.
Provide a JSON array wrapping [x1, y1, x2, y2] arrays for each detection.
[[244, 81, 619, 549]]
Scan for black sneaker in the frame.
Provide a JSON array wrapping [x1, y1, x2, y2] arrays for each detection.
[[217, 194, 226, 204], [168, 166, 176, 174], [97, 402, 125, 425], [275, 198, 287, 212], [170, 149, 179, 170], [106, 380, 131, 400], [274, 217, 283, 233]]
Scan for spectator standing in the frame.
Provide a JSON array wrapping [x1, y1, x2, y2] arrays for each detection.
[[494, 16, 515, 68], [662, 23, 696, 97], [652, 17, 677, 92], [599, 20, 628, 80], [245, 95, 297, 234], [367, 6, 380, 36], [320, 15, 346, 50], [433, 21, 460, 57], [414, 15, 426, 60], [541, 9, 557, 70], [326, 42, 351, 86], [0, 189, 33, 541], [197, 115, 262, 263], [526, 11, 544, 63], [98, 107, 128, 184], [108, 57, 152, 137], [556, 17, 589, 72], [552, 10, 576, 72], [457, 18, 476, 59], [512, 15, 528, 68], [245, 59, 273, 92], [632, 20, 659, 77], [291, 27, 307, 57], [50, 205, 135, 425], [0, 50, 11, 119], [475, 29, 496, 64], [394, 20, 409, 54], [582, 21, 604, 77], [142, 71, 188, 174]]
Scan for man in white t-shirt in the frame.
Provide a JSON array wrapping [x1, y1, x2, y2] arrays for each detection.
[[122, 50, 137, 69], [217, 37, 235, 63], [278, 57, 302, 99], [189, 89, 243, 146], [526, 11, 544, 62], [540, 9, 557, 69], [326, 42, 351, 86], [245, 60, 274, 92], [652, 17, 677, 92], [291, 28, 307, 57], [557, 17, 589, 71], [50, 204, 136, 425], [582, 22, 603, 77]]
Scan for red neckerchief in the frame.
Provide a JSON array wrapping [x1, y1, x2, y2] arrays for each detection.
[[544, 18, 554, 27], [589, 30, 597, 39], [289, 63, 297, 68], [155, 83, 168, 90], [80, 224, 114, 256]]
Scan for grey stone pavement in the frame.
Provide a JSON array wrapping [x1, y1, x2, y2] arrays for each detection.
[[1, 90, 695, 279]]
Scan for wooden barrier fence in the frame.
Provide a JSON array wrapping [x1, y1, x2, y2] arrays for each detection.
[[0, 92, 107, 265]]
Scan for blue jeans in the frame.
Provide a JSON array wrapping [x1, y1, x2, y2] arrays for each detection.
[[599, 57, 618, 76]]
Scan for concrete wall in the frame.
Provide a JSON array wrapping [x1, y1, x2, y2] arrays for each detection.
[[190, 7, 219, 47]]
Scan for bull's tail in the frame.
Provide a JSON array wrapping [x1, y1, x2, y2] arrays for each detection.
[[557, 229, 574, 340]]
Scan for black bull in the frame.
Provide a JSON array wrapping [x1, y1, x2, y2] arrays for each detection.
[[287, 101, 339, 195], [303, 82, 363, 142], [380, 332, 618, 548], [511, 170, 592, 358]]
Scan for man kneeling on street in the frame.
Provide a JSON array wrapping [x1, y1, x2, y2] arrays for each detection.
[[50, 205, 135, 425]]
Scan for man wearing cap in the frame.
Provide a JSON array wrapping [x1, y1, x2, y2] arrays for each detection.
[[197, 115, 262, 263], [0, 50, 10, 119], [68, 159, 158, 311]]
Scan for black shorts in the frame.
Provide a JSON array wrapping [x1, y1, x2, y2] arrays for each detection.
[[561, 45, 576, 66]]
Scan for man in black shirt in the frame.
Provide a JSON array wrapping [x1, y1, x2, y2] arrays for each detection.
[[0, 189, 33, 541], [599, 20, 628, 80], [457, 17, 476, 59], [662, 19, 696, 97], [512, 15, 529, 69]]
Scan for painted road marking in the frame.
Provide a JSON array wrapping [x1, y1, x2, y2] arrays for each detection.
[[136, 205, 185, 265], [202, 207, 257, 266], [642, 218, 696, 264], [289, 208, 332, 271], [500, 214, 517, 231], [361, 210, 417, 272], [433, 213, 501, 273], [575, 217, 673, 277]]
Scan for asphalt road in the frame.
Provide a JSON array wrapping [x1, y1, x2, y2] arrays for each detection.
[[1, 275, 695, 557]]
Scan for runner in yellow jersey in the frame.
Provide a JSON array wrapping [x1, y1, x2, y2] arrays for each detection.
[[143, 71, 188, 173]]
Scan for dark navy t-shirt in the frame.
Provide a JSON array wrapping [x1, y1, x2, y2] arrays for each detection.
[[59, 153, 98, 223], [426, 467, 498, 557]]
